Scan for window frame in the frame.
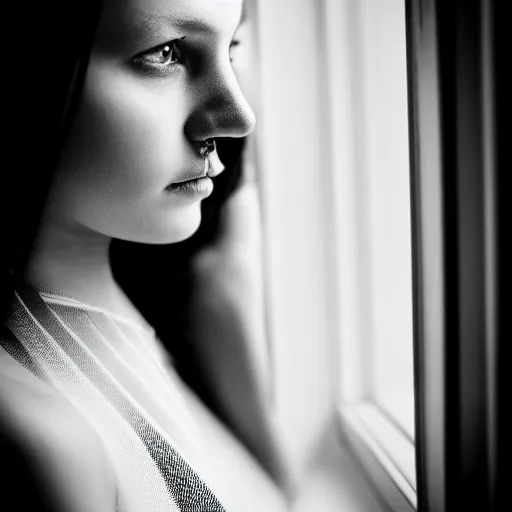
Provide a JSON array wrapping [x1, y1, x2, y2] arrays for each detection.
[[329, 0, 500, 510], [322, 0, 418, 508], [338, 401, 417, 511], [406, 0, 499, 510], [253, 0, 500, 509]]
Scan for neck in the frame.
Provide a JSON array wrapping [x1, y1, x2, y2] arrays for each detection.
[[24, 218, 120, 310]]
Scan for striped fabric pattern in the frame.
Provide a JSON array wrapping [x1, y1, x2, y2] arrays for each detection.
[[1, 287, 226, 512]]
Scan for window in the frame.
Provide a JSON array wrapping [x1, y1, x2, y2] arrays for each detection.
[[329, 0, 417, 509], [253, 0, 500, 510], [334, 0, 500, 510], [255, 0, 417, 509]]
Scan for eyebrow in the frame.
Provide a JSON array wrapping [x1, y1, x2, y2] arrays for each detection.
[[138, 17, 206, 38], [163, 17, 214, 34], [240, 2, 247, 24], [140, 10, 244, 39]]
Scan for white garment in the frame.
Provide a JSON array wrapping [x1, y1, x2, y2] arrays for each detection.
[[2, 287, 225, 511], [1, 287, 287, 512]]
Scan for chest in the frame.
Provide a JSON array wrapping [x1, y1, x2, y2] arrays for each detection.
[[4, 293, 287, 512], [116, 343, 287, 512]]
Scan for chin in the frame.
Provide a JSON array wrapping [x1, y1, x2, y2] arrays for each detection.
[[137, 203, 203, 245]]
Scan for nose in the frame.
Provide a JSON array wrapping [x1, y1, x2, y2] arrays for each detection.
[[184, 68, 256, 142]]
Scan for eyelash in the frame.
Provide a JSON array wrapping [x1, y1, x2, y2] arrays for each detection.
[[229, 40, 240, 62], [131, 38, 185, 72], [131, 38, 241, 75]]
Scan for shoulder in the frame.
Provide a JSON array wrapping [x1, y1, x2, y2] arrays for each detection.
[[0, 346, 117, 512]]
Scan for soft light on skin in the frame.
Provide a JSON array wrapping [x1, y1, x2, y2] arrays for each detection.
[[44, 0, 255, 245], [25, 0, 255, 315]]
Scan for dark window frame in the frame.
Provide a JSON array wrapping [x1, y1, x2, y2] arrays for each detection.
[[405, 1, 501, 510]]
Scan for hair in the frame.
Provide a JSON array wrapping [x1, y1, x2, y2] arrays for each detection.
[[1, 0, 103, 314], [1, 1, 247, 395]]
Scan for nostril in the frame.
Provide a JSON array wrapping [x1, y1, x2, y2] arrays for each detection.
[[199, 138, 216, 158]]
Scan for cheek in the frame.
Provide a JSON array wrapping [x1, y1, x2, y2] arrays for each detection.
[[60, 62, 187, 196], [47, 61, 199, 241]]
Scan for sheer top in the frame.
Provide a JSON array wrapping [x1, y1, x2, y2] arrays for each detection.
[[0, 286, 286, 512]]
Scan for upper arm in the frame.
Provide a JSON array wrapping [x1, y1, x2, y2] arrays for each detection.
[[1, 423, 118, 512], [0, 366, 118, 512]]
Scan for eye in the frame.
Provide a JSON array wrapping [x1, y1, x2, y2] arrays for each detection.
[[131, 39, 185, 71], [229, 39, 241, 63]]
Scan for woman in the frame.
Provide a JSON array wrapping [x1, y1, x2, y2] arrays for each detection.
[[0, 0, 294, 510]]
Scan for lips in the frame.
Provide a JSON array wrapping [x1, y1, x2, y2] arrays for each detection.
[[169, 152, 226, 186], [171, 159, 210, 185]]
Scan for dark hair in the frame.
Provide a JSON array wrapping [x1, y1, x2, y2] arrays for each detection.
[[1, 1, 247, 394], [1, 0, 103, 314]]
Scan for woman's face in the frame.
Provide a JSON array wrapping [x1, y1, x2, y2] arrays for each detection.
[[44, 0, 255, 244]]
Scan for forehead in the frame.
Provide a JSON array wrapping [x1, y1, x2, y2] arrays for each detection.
[[99, 0, 244, 40]]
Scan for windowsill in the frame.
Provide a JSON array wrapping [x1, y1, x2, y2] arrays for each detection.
[[374, 391, 415, 443], [291, 419, 387, 512], [337, 401, 417, 512]]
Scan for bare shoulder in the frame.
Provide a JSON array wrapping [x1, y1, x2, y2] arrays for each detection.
[[0, 346, 117, 512]]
